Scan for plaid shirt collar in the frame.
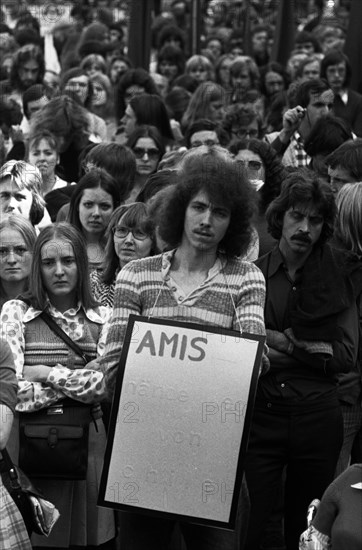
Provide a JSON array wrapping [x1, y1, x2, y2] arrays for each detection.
[[290, 131, 310, 167]]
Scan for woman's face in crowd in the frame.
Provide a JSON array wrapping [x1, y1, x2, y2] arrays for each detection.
[[121, 104, 137, 136], [0, 227, 32, 284], [113, 213, 153, 268], [78, 186, 114, 237], [188, 65, 208, 83], [234, 149, 265, 185], [92, 81, 107, 106], [64, 75, 90, 104], [28, 138, 58, 181], [0, 177, 33, 220], [133, 137, 160, 176], [40, 238, 78, 304]]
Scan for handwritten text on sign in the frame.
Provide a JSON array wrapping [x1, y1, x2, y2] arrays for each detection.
[[102, 317, 262, 525]]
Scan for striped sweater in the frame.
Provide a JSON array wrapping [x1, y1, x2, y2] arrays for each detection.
[[101, 250, 267, 382]]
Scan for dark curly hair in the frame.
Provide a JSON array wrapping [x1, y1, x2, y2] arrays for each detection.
[[266, 169, 336, 244], [115, 68, 160, 121], [156, 147, 256, 258], [228, 138, 286, 214], [222, 103, 265, 140]]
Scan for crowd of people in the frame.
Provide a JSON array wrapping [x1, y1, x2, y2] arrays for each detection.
[[0, 0, 362, 549]]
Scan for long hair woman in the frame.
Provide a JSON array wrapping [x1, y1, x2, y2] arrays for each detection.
[[0, 222, 116, 549], [120, 93, 174, 146], [181, 82, 226, 132], [68, 168, 120, 272], [30, 95, 93, 183], [90, 203, 155, 307]]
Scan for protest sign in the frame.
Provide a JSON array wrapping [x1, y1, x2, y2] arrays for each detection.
[[99, 315, 264, 529]]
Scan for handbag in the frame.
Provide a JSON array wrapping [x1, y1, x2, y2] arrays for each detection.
[[0, 448, 60, 536], [19, 311, 96, 480], [19, 399, 94, 480]]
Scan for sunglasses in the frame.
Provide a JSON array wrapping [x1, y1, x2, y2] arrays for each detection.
[[232, 129, 259, 138], [113, 226, 149, 240], [133, 147, 160, 160], [236, 160, 263, 170]]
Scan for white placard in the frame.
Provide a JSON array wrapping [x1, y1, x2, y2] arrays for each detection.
[[99, 315, 264, 529]]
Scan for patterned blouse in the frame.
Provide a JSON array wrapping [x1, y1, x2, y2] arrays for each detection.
[[90, 269, 117, 308], [0, 300, 111, 412], [101, 249, 267, 376]]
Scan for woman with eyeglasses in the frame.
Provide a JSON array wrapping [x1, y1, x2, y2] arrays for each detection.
[[90, 203, 154, 307], [0, 214, 36, 311], [126, 125, 165, 203]]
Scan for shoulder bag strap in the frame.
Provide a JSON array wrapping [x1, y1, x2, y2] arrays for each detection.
[[39, 311, 92, 365], [0, 448, 21, 490]]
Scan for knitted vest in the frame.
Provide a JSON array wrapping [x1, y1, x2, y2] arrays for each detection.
[[24, 314, 100, 369]]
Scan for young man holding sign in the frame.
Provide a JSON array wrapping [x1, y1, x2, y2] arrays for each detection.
[[102, 145, 268, 550]]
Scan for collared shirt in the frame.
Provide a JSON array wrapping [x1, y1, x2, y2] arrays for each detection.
[[256, 247, 354, 405], [265, 130, 310, 168], [101, 250, 268, 376], [288, 131, 310, 168], [336, 89, 349, 105]]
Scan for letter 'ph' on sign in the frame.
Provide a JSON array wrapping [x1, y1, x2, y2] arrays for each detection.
[[98, 315, 264, 530]]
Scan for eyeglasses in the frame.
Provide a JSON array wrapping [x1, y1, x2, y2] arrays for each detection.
[[232, 129, 259, 138], [236, 160, 263, 170], [113, 226, 149, 240], [191, 140, 219, 148], [133, 147, 160, 160]]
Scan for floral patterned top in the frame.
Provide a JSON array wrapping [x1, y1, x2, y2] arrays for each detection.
[[0, 299, 111, 412]]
